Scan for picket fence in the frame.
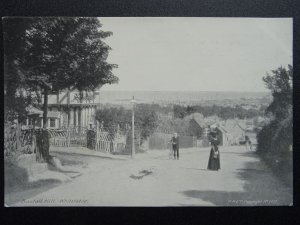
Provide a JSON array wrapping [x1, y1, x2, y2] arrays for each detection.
[[94, 125, 126, 153], [49, 127, 87, 147], [4, 123, 36, 157], [49, 125, 126, 153]]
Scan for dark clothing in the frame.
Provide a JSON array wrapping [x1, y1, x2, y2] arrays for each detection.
[[207, 138, 220, 170], [171, 136, 179, 146], [171, 136, 179, 159], [172, 144, 179, 159]]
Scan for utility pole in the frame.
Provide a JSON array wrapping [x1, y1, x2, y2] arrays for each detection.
[[130, 96, 137, 158]]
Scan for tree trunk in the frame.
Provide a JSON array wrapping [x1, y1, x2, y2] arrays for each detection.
[[36, 87, 50, 163], [35, 129, 50, 163], [43, 88, 48, 129], [67, 88, 70, 127]]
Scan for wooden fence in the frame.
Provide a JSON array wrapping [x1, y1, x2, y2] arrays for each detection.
[[4, 123, 37, 158], [48, 124, 127, 153], [93, 122, 127, 153], [49, 127, 87, 147], [5, 121, 127, 160]]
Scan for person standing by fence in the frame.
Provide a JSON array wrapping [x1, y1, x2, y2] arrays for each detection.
[[171, 132, 180, 160]]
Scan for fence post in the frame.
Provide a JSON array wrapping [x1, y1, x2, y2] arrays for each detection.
[[67, 128, 70, 147], [15, 120, 21, 151], [32, 130, 36, 153], [192, 136, 196, 147]]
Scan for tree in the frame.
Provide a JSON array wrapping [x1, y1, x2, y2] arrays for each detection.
[[134, 104, 158, 142], [173, 105, 187, 119], [4, 17, 118, 122], [96, 107, 131, 132], [3, 17, 118, 162], [262, 65, 292, 120], [257, 65, 293, 155], [3, 18, 36, 122], [96, 104, 158, 143]]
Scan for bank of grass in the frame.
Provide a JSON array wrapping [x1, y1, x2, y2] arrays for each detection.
[[256, 151, 293, 189]]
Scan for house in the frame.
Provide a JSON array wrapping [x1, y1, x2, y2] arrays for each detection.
[[22, 105, 43, 129], [210, 123, 232, 146], [188, 113, 205, 138], [222, 119, 247, 145], [23, 88, 100, 129], [45, 88, 100, 128]]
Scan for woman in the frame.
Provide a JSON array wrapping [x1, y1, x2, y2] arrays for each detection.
[[207, 131, 221, 170]]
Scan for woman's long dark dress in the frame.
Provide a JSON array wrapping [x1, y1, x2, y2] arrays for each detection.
[[207, 139, 221, 170]]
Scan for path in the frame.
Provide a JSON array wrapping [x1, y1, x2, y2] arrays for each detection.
[[11, 146, 293, 206]]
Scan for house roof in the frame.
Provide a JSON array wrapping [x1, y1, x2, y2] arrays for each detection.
[[47, 88, 99, 105], [222, 119, 247, 138], [26, 106, 43, 116], [210, 122, 230, 134], [191, 117, 206, 127]]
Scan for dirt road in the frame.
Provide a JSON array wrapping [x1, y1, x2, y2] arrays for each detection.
[[12, 146, 293, 206]]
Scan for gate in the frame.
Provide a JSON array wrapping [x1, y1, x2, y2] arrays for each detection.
[[94, 130, 126, 153], [48, 124, 127, 153], [49, 127, 87, 147]]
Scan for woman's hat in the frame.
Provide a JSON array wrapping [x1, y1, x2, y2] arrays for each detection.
[[210, 131, 217, 136]]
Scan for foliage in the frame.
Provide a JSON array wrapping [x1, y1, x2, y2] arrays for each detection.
[[95, 104, 158, 142], [173, 105, 188, 119], [257, 65, 293, 155], [134, 104, 159, 141], [173, 104, 263, 120], [155, 115, 195, 137], [262, 65, 293, 120], [96, 107, 131, 132], [3, 17, 118, 122]]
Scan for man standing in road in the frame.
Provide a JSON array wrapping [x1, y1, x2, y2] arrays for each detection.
[[171, 132, 180, 160]]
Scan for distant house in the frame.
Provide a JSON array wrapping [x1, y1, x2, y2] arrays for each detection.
[[222, 119, 247, 145], [210, 123, 232, 146], [189, 117, 205, 138]]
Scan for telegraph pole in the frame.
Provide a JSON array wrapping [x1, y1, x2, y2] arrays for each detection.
[[131, 96, 136, 158]]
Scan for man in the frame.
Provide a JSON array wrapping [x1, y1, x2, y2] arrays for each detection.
[[171, 132, 180, 160]]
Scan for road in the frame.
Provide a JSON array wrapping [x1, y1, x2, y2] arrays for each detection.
[[12, 146, 292, 206]]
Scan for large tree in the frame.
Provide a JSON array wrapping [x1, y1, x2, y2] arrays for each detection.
[[4, 17, 118, 124], [3, 17, 118, 162], [257, 65, 293, 155]]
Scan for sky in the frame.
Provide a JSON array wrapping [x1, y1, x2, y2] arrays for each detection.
[[98, 17, 292, 92]]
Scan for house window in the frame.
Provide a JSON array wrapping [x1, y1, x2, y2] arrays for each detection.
[[50, 118, 56, 128]]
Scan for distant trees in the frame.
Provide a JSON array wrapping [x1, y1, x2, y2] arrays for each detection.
[[173, 104, 263, 120], [95, 104, 158, 143], [134, 104, 159, 142], [257, 65, 293, 155], [156, 116, 190, 136], [95, 107, 131, 132]]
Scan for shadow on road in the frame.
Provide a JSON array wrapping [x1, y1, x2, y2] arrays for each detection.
[[180, 156, 293, 206], [180, 167, 207, 171], [5, 179, 62, 206]]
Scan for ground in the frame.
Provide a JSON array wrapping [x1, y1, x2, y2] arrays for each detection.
[[6, 146, 293, 206]]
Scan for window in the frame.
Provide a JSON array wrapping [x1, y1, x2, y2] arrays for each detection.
[[50, 118, 56, 128]]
